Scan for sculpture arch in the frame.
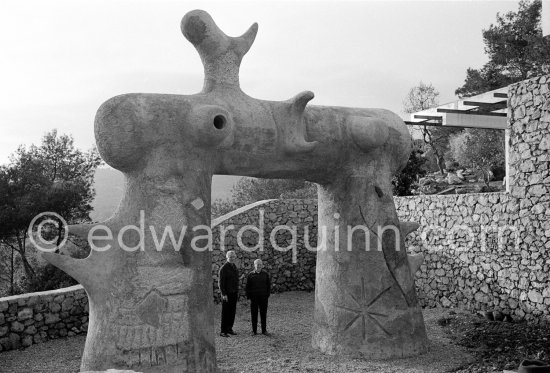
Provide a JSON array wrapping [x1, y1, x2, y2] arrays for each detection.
[[44, 9, 427, 372]]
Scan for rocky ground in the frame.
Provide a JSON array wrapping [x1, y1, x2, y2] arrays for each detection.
[[0, 291, 547, 373], [416, 169, 505, 195], [442, 310, 550, 373]]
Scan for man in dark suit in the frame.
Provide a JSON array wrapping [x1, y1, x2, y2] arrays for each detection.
[[246, 259, 271, 335], [219, 250, 239, 337]]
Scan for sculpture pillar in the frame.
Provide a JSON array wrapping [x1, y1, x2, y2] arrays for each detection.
[[313, 168, 427, 357], [45, 160, 217, 372]]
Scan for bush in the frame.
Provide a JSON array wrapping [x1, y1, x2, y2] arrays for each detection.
[[22, 263, 78, 293], [212, 178, 317, 219], [491, 165, 506, 181], [211, 199, 239, 219], [392, 149, 427, 196], [449, 129, 505, 186]]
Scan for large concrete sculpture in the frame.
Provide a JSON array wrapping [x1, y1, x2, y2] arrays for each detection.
[[43, 9, 427, 372]]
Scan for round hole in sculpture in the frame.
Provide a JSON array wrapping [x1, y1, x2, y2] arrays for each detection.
[[213, 114, 226, 129]]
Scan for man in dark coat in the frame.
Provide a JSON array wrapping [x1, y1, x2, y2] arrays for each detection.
[[246, 259, 271, 335], [219, 250, 239, 337]]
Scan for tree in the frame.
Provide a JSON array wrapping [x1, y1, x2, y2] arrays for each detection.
[[0, 241, 13, 295], [403, 82, 460, 175], [230, 178, 314, 205], [280, 183, 317, 199], [392, 149, 427, 196], [211, 178, 316, 218], [211, 198, 239, 219], [449, 128, 505, 187], [0, 130, 102, 292], [0, 170, 18, 294], [456, 0, 550, 97], [455, 63, 517, 98]]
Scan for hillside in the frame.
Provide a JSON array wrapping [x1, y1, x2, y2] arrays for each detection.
[[90, 167, 241, 221]]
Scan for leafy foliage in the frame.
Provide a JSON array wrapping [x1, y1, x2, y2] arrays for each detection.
[[0, 130, 102, 295], [449, 128, 505, 187], [23, 264, 79, 294], [211, 178, 316, 219], [456, 0, 550, 97], [211, 198, 239, 219], [392, 149, 427, 196], [230, 178, 314, 205], [455, 63, 517, 98]]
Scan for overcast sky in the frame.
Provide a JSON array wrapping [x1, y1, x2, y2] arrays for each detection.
[[0, 0, 521, 164]]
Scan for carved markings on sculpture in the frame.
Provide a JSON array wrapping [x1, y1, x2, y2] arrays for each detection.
[[114, 341, 215, 371], [114, 292, 189, 351], [197, 346, 217, 373], [358, 205, 379, 240], [374, 185, 384, 198], [358, 205, 414, 307], [109, 290, 208, 369], [336, 277, 392, 339], [136, 289, 168, 328]]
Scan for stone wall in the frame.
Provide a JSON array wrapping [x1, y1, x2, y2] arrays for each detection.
[[396, 74, 550, 321], [210, 199, 317, 301], [395, 192, 549, 321], [0, 285, 88, 352]]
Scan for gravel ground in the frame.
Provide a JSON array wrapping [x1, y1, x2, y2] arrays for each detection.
[[0, 291, 473, 373]]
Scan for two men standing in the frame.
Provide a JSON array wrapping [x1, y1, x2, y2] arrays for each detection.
[[218, 252, 271, 337]]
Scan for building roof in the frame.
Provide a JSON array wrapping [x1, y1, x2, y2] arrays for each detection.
[[404, 87, 507, 130]]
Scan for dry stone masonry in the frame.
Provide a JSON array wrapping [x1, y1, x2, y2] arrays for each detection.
[[0, 286, 88, 353], [396, 192, 549, 320], [397, 74, 550, 321], [210, 199, 318, 302]]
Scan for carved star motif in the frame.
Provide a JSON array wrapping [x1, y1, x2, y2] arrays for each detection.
[[336, 277, 392, 339]]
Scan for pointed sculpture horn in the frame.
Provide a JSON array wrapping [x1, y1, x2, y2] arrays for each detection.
[[278, 91, 318, 154], [290, 91, 315, 115], [234, 23, 259, 57], [181, 9, 258, 90]]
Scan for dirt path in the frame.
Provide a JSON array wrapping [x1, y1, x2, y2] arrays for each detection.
[[0, 291, 472, 373]]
